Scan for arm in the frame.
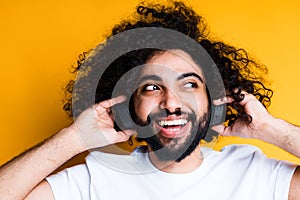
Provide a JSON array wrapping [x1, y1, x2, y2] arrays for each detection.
[[0, 127, 82, 200], [213, 93, 300, 158], [213, 93, 300, 200], [0, 96, 134, 200]]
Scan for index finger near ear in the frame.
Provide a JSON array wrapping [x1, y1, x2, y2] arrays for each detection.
[[213, 96, 234, 106], [97, 96, 127, 109]]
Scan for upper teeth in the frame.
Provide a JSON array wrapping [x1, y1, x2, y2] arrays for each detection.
[[158, 119, 188, 127]]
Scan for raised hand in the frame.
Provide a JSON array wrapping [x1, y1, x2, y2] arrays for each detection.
[[212, 92, 275, 139], [70, 96, 135, 150]]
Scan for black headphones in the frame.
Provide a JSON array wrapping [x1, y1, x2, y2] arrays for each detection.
[[72, 28, 227, 142], [111, 96, 226, 141]]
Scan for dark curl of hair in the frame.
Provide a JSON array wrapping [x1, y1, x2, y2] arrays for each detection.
[[63, 1, 273, 128]]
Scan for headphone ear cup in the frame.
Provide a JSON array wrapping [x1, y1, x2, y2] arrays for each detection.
[[202, 104, 226, 142], [209, 104, 226, 126], [112, 102, 136, 131]]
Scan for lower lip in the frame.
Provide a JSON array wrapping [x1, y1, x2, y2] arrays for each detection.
[[155, 122, 190, 138]]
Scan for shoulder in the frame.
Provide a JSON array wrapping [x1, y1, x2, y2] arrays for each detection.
[[210, 144, 295, 175], [220, 144, 264, 159], [203, 144, 265, 162], [46, 164, 91, 199], [220, 144, 263, 155], [85, 146, 155, 174], [204, 144, 290, 170], [47, 164, 90, 183], [201, 145, 296, 199]]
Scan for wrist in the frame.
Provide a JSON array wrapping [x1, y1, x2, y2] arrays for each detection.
[[252, 116, 278, 141], [254, 116, 292, 147], [59, 125, 87, 154]]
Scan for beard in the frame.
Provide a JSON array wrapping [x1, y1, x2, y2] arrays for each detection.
[[134, 108, 210, 163]]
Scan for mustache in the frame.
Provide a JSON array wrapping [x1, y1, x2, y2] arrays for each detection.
[[144, 109, 197, 125]]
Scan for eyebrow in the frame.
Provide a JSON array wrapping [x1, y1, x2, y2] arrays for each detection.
[[137, 72, 204, 85], [137, 75, 162, 85], [177, 72, 204, 83]]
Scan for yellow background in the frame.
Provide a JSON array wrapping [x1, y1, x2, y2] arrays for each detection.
[[1, 0, 300, 166]]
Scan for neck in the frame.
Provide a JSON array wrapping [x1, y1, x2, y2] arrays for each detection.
[[148, 145, 203, 174]]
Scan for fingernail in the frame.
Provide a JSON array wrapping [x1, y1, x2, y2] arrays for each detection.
[[239, 93, 245, 100]]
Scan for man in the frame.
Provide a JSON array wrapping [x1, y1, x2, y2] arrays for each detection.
[[0, 1, 299, 199]]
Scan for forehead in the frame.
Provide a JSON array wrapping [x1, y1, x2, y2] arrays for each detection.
[[139, 49, 204, 80]]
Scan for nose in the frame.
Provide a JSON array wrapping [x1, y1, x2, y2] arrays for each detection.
[[159, 88, 181, 113]]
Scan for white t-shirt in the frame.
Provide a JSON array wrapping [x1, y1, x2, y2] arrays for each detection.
[[46, 145, 296, 200]]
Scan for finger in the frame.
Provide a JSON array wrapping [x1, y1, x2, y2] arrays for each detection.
[[212, 124, 234, 137], [213, 96, 234, 106], [97, 96, 127, 109], [237, 92, 257, 107], [114, 130, 136, 143]]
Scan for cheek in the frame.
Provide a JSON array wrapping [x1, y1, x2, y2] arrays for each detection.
[[134, 97, 154, 120], [199, 98, 209, 115], [186, 93, 209, 115]]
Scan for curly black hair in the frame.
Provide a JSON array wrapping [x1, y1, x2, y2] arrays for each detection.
[[63, 1, 273, 130]]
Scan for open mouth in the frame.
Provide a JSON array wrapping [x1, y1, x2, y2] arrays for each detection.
[[158, 119, 188, 128], [155, 118, 190, 138]]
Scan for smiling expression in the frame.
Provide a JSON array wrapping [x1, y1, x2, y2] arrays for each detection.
[[133, 49, 210, 162]]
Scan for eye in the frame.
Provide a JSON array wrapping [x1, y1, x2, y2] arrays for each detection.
[[142, 84, 161, 91], [183, 82, 198, 89]]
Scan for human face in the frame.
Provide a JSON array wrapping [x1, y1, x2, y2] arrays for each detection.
[[133, 50, 210, 162]]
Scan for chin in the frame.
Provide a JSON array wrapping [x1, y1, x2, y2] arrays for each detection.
[[134, 108, 210, 162], [143, 114, 209, 162]]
